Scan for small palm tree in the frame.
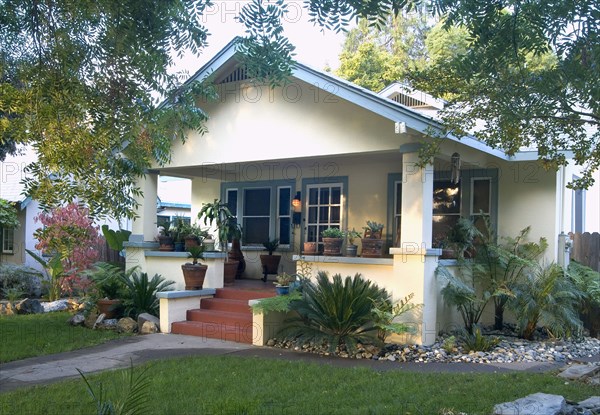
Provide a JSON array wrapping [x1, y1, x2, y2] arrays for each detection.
[[510, 264, 583, 340]]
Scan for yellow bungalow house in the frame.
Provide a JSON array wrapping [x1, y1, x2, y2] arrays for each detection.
[[124, 39, 592, 346]]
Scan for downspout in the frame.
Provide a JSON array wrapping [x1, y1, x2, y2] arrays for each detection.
[[557, 165, 570, 267]]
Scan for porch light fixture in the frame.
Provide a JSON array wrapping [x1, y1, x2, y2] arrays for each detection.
[[451, 152, 461, 184], [292, 191, 302, 226]]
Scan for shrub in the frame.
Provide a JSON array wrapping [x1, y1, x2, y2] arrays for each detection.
[[371, 293, 420, 342], [510, 264, 583, 340], [119, 271, 175, 318], [283, 272, 390, 353], [567, 261, 600, 337], [33, 203, 102, 295], [0, 263, 42, 298], [461, 326, 499, 352]]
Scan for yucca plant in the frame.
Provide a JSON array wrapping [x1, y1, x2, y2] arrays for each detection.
[[283, 272, 390, 353], [119, 271, 175, 318], [509, 263, 583, 340]]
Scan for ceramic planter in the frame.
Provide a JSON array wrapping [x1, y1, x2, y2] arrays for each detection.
[[275, 285, 289, 296], [181, 263, 208, 290]]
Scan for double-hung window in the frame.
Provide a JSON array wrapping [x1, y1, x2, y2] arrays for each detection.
[[223, 180, 293, 247], [1, 227, 15, 254]]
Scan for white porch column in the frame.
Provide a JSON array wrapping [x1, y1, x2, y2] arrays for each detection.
[[389, 147, 438, 346], [132, 171, 158, 242]]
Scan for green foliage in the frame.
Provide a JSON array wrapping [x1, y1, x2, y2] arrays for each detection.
[[443, 217, 479, 255], [344, 228, 362, 245], [198, 199, 241, 252], [262, 238, 279, 255], [26, 250, 64, 301], [0, 199, 20, 229], [510, 264, 583, 340], [461, 326, 499, 352], [251, 291, 302, 315], [0, 0, 216, 220], [274, 272, 295, 287], [0, 263, 42, 298], [101, 226, 132, 252], [2, 287, 25, 302], [371, 293, 420, 342], [119, 271, 175, 318], [321, 227, 344, 238], [186, 246, 205, 265], [283, 272, 390, 352], [441, 336, 456, 354], [568, 261, 600, 310], [412, 1, 599, 189], [78, 360, 150, 415], [83, 263, 132, 300], [364, 221, 384, 235]]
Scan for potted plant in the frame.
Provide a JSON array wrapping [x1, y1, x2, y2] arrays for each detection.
[[274, 272, 294, 296], [321, 227, 344, 256], [303, 241, 317, 254], [84, 263, 126, 319], [344, 228, 362, 257], [441, 218, 479, 259], [181, 245, 208, 290], [260, 238, 281, 282], [157, 222, 174, 251], [361, 220, 385, 257], [183, 223, 210, 251], [171, 216, 189, 252], [199, 199, 243, 285]]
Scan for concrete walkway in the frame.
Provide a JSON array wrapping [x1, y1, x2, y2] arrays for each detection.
[[0, 333, 577, 393]]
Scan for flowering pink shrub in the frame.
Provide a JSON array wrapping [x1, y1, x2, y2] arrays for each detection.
[[34, 203, 101, 296]]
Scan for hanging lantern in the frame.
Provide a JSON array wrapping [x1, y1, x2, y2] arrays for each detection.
[[451, 152, 461, 184]]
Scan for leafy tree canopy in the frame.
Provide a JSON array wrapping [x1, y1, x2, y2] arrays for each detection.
[[0, 199, 20, 229]]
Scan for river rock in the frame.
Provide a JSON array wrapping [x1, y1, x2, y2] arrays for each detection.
[[41, 299, 69, 313], [117, 317, 138, 333], [15, 298, 44, 314], [137, 313, 160, 331], [68, 313, 85, 326], [493, 393, 568, 415], [140, 320, 158, 334]]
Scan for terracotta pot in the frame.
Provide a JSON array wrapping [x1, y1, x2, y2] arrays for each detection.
[[181, 263, 208, 290], [158, 235, 174, 251], [96, 299, 122, 319], [228, 239, 245, 278], [323, 237, 343, 256], [223, 260, 239, 286], [361, 238, 384, 258], [260, 254, 281, 274], [303, 242, 317, 254]]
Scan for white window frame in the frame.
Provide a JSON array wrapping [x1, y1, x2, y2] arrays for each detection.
[[1, 228, 15, 254], [305, 182, 344, 249], [470, 177, 492, 216]]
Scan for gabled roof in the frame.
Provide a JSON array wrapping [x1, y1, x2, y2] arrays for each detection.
[[180, 38, 539, 162]]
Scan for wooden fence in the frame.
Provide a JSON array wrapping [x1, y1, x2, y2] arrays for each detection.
[[570, 232, 600, 272], [97, 239, 125, 266]]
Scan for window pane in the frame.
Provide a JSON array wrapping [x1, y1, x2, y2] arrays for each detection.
[[331, 186, 341, 204], [244, 188, 270, 216], [433, 181, 460, 214], [472, 179, 491, 215], [308, 207, 317, 223], [157, 216, 170, 227], [320, 188, 330, 204], [394, 216, 401, 247], [309, 188, 318, 205], [318, 225, 328, 241], [227, 190, 238, 216], [330, 206, 340, 223], [432, 215, 460, 248], [243, 218, 270, 244], [319, 207, 329, 223], [395, 182, 402, 215], [279, 218, 291, 244], [278, 188, 290, 216], [307, 225, 318, 242]]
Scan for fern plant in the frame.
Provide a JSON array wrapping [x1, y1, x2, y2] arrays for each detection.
[[509, 263, 583, 340], [283, 272, 390, 353], [371, 293, 421, 342], [461, 326, 499, 352]]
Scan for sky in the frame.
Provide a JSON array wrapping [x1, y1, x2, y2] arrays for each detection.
[[171, 0, 351, 76]]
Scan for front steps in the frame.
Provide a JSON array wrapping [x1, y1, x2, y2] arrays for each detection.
[[171, 287, 275, 344]]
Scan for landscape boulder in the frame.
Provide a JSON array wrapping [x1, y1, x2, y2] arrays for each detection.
[[15, 298, 44, 315], [137, 313, 160, 332], [68, 313, 85, 326], [493, 393, 568, 415], [117, 317, 138, 333], [140, 320, 158, 334]]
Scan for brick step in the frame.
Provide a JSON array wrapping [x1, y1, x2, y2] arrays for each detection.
[[200, 298, 251, 313], [215, 288, 275, 301], [186, 309, 252, 325], [171, 321, 254, 344]]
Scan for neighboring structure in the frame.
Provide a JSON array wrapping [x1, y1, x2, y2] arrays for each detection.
[[0, 149, 191, 268]]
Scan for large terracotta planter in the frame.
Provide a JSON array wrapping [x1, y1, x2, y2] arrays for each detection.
[[181, 263, 208, 290], [228, 239, 245, 278], [323, 237, 343, 256], [361, 238, 384, 258], [260, 254, 281, 274], [157, 235, 174, 251], [96, 299, 122, 319], [223, 260, 239, 286]]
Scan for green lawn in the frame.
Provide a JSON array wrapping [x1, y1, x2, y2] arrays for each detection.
[[1, 355, 597, 414], [0, 311, 128, 363]]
